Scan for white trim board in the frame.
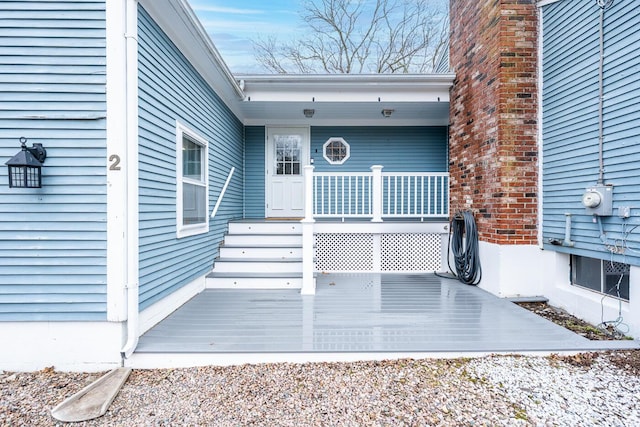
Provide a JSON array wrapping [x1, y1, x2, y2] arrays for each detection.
[[139, 275, 206, 335], [105, 0, 127, 322], [537, 1, 545, 249], [106, 0, 139, 322]]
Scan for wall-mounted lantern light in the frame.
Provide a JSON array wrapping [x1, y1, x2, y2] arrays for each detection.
[[381, 109, 394, 118], [303, 109, 315, 118], [6, 137, 47, 188]]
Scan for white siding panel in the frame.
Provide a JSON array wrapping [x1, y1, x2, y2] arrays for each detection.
[[0, 0, 107, 321], [137, 6, 244, 310], [542, 0, 640, 265]]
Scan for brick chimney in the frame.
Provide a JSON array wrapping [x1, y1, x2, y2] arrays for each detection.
[[449, 0, 538, 245]]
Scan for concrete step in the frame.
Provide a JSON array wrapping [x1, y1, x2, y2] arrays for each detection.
[[219, 245, 302, 259], [205, 272, 302, 289], [212, 258, 303, 273], [223, 234, 302, 246], [228, 221, 302, 235]]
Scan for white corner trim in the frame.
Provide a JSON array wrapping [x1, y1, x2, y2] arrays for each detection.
[[106, 0, 140, 325], [106, 0, 129, 322]]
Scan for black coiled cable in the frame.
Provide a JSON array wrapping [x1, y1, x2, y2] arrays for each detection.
[[448, 211, 482, 285]]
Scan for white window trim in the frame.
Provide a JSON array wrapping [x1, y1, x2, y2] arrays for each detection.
[[323, 137, 350, 165], [176, 121, 209, 238]]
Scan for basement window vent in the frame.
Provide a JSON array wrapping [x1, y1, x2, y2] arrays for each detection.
[[571, 255, 630, 301]]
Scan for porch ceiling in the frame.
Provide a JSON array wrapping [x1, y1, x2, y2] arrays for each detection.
[[239, 101, 450, 126]]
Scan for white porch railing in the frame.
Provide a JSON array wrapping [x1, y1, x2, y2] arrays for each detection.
[[301, 165, 449, 295], [312, 172, 374, 218], [382, 172, 449, 219], [308, 165, 449, 221]]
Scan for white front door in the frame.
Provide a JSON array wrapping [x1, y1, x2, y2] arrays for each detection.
[[266, 127, 309, 218]]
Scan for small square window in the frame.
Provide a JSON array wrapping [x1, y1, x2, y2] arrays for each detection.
[[323, 137, 350, 165]]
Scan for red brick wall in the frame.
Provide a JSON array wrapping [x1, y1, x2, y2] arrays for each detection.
[[449, 0, 538, 244]]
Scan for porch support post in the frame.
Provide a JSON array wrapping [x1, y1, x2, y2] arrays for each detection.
[[301, 165, 316, 295], [371, 165, 384, 222], [303, 165, 315, 222]]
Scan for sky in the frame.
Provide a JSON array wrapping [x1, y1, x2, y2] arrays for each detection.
[[190, 0, 448, 74], [190, 0, 302, 74]]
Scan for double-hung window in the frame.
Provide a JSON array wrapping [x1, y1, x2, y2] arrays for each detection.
[[176, 122, 208, 238]]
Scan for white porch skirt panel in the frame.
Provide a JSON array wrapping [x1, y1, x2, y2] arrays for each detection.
[[315, 233, 374, 271], [315, 233, 442, 272], [380, 233, 442, 271]]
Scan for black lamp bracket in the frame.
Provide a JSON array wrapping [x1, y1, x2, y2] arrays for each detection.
[[20, 137, 47, 164]]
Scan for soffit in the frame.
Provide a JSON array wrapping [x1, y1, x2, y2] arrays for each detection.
[[237, 74, 454, 126]]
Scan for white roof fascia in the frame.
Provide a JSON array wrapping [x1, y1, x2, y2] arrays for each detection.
[[238, 74, 455, 103], [138, 0, 245, 117]]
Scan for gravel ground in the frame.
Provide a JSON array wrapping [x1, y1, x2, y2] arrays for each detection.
[[1, 352, 639, 426]]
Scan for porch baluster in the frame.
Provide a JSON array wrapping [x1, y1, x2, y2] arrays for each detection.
[[427, 176, 432, 216], [371, 165, 383, 222]]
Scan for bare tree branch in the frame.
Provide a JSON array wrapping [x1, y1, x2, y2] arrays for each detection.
[[252, 0, 448, 74]]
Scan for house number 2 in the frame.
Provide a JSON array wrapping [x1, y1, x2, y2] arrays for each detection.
[[109, 154, 121, 171]]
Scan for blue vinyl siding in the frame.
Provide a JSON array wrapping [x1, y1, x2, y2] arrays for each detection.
[[542, 1, 640, 265], [311, 127, 448, 172], [243, 126, 448, 217], [137, 6, 244, 310], [244, 126, 266, 218], [0, 0, 107, 321], [312, 126, 449, 218]]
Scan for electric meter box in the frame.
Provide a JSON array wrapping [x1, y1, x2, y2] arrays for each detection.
[[582, 184, 613, 216]]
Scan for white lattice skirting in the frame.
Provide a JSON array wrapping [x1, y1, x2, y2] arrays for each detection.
[[315, 233, 442, 272]]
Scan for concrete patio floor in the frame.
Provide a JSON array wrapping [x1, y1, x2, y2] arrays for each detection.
[[129, 273, 639, 368]]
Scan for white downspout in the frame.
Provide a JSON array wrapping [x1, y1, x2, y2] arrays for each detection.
[[121, 0, 140, 360]]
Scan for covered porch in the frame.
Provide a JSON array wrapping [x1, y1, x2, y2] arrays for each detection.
[[130, 273, 637, 368], [206, 167, 451, 292]]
